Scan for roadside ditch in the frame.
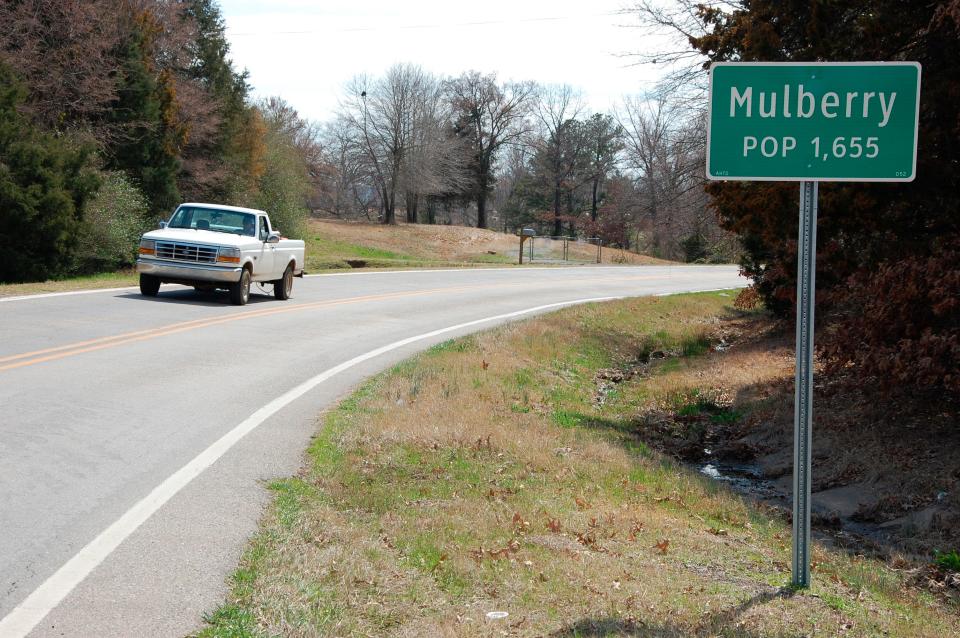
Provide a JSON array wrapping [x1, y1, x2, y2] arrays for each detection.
[[592, 312, 960, 600]]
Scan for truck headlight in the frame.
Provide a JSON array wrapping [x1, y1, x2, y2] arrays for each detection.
[[217, 247, 241, 264], [138, 239, 155, 256]]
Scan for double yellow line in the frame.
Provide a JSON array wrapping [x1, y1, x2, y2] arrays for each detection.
[[0, 286, 469, 373], [1, 274, 657, 373]]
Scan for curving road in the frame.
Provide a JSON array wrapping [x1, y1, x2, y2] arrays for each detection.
[[0, 265, 744, 637]]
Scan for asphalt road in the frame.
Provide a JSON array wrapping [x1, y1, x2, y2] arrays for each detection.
[[0, 265, 744, 637]]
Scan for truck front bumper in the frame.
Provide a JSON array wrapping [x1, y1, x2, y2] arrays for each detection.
[[136, 258, 242, 284]]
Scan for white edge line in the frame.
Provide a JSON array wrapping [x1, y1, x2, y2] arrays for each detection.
[[0, 295, 621, 638], [0, 286, 141, 303], [656, 286, 743, 297]]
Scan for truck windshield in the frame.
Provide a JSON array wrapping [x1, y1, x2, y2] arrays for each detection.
[[168, 207, 256, 236]]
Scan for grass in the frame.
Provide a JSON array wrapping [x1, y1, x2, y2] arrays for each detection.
[[194, 291, 958, 637], [0, 269, 139, 297], [935, 550, 960, 572], [1, 219, 673, 297]]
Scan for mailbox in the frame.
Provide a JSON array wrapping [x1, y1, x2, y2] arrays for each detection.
[[521, 228, 536, 237]]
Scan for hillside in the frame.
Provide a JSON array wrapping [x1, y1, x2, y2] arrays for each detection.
[[0, 221, 670, 298], [303, 219, 669, 271]]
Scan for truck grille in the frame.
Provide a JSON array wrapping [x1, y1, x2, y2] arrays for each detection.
[[155, 241, 219, 264]]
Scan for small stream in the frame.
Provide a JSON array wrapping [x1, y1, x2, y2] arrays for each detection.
[[695, 455, 921, 556], [699, 460, 779, 499]]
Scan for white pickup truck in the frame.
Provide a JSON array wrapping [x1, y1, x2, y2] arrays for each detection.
[[136, 203, 305, 305]]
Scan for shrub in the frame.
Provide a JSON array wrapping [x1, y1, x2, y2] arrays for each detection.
[[72, 171, 151, 273], [0, 64, 98, 283], [934, 550, 960, 572], [820, 239, 960, 393]]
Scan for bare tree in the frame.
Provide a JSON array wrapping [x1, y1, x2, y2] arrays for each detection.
[[618, 93, 731, 260], [400, 76, 471, 224], [317, 116, 376, 217], [618, 94, 678, 255], [340, 65, 441, 224], [446, 72, 534, 228], [623, 1, 743, 107]]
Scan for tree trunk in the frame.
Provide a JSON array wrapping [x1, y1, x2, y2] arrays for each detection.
[[476, 158, 490, 229], [553, 183, 562, 237], [406, 192, 418, 223], [476, 189, 488, 229], [382, 186, 396, 225], [426, 198, 436, 224], [591, 178, 599, 222]]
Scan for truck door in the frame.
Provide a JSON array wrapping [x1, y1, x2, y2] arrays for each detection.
[[257, 215, 275, 278]]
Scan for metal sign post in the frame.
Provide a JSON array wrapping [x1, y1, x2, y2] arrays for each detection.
[[706, 61, 921, 588], [792, 180, 818, 587]]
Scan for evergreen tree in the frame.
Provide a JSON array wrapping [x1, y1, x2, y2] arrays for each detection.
[[0, 65, 98, 282], [183, 0, 263, 201], [691, 0, 960, 391], [107, 8, 184, 216]]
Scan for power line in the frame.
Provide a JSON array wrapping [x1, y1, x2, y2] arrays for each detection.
[[227, 10, 630, 36]]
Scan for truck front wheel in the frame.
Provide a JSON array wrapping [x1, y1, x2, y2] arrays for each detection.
[[230, 269, 251, 305], [139, 274, 161, 297], [273, 264, 294, 300]]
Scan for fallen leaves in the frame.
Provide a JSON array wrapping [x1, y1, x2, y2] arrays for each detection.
[[576, 531, 609, 553], [628, 520, 645, 542], [654, 539, 670, 554], [485, 487, 515, 500], [512, 512, 531, 533], [470, 539, 522, 564]]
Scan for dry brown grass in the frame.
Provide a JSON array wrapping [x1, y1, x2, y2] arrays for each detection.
[[308, 219, 670, 266], [0, 270, 138, 297], [196, 292, 958, 638], [0, 221, 668, 297]]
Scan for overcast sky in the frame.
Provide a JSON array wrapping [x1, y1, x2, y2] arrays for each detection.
[[218, 0, 669, 123]]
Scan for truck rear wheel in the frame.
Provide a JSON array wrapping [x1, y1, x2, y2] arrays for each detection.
[[230, 269, 250, 305], [139, 274, 161, 297], [273, 264, 293, 300]]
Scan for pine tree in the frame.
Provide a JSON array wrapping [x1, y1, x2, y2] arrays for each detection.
[[107, 8, 184, 216], [183, 0, 263, 201], [0, 64, 98, 282]]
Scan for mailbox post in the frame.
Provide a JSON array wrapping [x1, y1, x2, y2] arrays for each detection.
[[518, 228, 535, 265]]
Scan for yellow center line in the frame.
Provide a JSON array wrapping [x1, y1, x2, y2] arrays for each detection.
[[1, 274, 658, 373]]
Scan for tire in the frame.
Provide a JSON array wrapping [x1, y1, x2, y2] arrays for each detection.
[[139, 273, 161, 297], [229, 268, 251, 306], [273, 264, 293, 300]]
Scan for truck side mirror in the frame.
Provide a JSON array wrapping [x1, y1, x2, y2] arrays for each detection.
[[266, 231, 281, 244], [159, 221, 167, 229]]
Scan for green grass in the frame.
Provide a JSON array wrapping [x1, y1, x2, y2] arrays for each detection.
[[0, 269, 139, 297], [935, 549, 960, 572], [194, 291, 958, 637]]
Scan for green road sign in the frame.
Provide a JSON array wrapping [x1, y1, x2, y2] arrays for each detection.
[[707, 62, 921, 182]]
